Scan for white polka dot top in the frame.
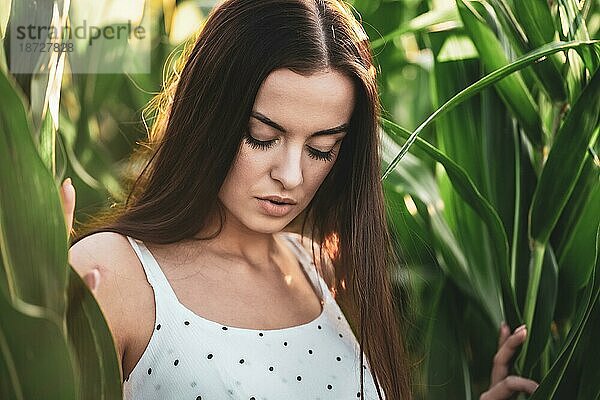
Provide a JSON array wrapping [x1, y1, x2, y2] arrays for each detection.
[[122, 232, 386, 400]]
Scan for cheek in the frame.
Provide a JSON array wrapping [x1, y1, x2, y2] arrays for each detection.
[[301, 160, 336, 197], [219, 147, 269, 200]]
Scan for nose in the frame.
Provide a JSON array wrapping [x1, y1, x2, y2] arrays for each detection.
[[270, 146, 303, 189]]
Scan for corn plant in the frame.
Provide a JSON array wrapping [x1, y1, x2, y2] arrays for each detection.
[[1, 0, 211, 397], [359, 0, 600, 398]]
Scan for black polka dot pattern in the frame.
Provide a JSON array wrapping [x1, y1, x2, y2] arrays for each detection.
[[122, 233, 384, 400]]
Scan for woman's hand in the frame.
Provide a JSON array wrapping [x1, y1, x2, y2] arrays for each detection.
[[61, 178, 100, 293], [480, 323, 539, 400]]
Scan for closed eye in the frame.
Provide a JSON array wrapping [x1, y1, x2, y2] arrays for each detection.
[[244, 132, 340, 162]]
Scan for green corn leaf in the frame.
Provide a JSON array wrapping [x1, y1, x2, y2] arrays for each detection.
[[371, 7, 461, 49], [383, 183, 435, 269], [66, 268, 123, 400], [553, 151, 599, 261], [457, 0, 544, 146], [38, 112, 56, 175], [0, 66, 67, 316], [381, 135, 479, 306], [429, 34, 505, 325], [529, 69, 600, 244], [520, 245, 558, 375], [382, 118, 521, 326], [425, 281, 472, 399], [380, 39, 599, 183], [575, 297, 600, 399], [513, 0, 567, 101], [529, 225, 600, 399], [558, 0, 599, 73], [0, 268, 78, 400], [0, 63, 121, 399]]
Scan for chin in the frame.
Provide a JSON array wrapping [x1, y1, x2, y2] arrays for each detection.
[[241, 215, 295, 234]]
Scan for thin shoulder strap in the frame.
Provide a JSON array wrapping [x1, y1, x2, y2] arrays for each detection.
[[281, 233, 332, 302], [126, 236, 181, 308]]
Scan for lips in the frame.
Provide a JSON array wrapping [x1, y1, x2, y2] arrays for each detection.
[[257, 195, 297, 205], [255, 196, 296, 217]]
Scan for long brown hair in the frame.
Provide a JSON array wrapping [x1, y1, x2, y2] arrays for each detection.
[[74, 0, 412, 398]]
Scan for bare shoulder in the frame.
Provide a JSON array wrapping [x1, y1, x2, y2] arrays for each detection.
[[68, 232, 150, 366], [69, 232, 140, 279]]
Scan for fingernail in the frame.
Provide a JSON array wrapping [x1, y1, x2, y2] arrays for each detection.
[[515, 324, 527, 333], [64, 177, 72, 187]]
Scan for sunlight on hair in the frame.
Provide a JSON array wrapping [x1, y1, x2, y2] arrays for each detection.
[[323, 231, 340, 261], [368, 64, 377, 79]]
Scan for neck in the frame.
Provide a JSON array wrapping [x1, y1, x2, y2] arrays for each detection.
[[192, 209, 287, 273]]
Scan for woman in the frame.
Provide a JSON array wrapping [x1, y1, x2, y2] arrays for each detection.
[[63, 0, 539, 398]]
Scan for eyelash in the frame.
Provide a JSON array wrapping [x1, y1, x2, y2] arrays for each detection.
[[243, 133, 337, 162]]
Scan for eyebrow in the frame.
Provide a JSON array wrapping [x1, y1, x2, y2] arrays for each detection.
[[251, 111, 349, 137]]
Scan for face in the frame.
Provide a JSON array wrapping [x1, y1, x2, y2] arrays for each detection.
[[218, 68, 356, 234]]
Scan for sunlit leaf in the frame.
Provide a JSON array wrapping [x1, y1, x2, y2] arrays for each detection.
[[513, 0, 567, 101], [371, 6, 461, 49], [381, 39, 599, 181], [0, 0, 10, 40], [382, 118, 521, 325], [457, 0, 543, 146], [529, 70, 600, 244]]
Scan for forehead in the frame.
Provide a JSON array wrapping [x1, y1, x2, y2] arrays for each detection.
[[252, 68, 355, 132]]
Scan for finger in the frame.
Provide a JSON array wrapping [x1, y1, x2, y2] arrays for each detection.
[[481, 376, 539, 399], [497, 321, 511, 349], [83, 268, 100, 294], [491, 325, 527, 386], [61, 178, 76, 235]]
